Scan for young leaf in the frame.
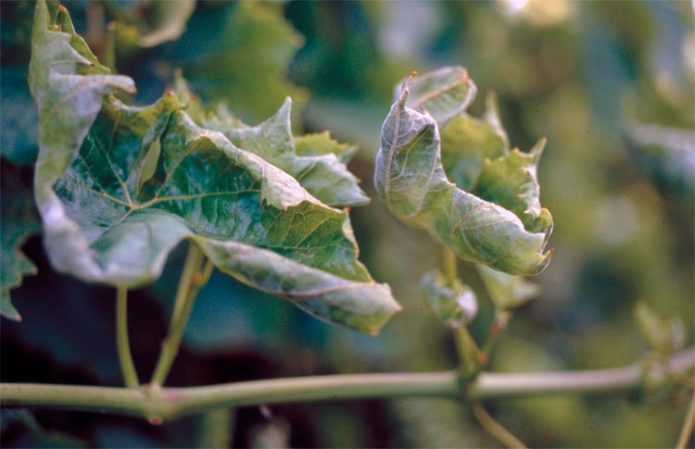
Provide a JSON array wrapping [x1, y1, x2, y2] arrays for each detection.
[[203, 98, 369, 207], [1, 163, 41, 321], [375, 85, 552, 275], [294, 132, 357, 165], [394, 66, 477, 128], [28, 0, 399, 334], [175, 73, 365, 208], [439, 93, 509, 191], [421, 269, 478, 328], [477, 265, 540, 310], [374, 67, 552, 275], [474, 143, 553, 233]]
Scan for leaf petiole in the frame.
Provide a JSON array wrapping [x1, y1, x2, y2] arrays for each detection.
[[116, 286, 139, 388], [150, 241, 207, 387]]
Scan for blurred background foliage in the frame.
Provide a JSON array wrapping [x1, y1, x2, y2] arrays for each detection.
[[1, 0, 693, 447]]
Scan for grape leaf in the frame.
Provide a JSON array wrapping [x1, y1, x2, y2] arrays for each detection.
[[375, 67, 552, 275], [294, 132, 357, 165], [175, 1, 308, 124], [476, 265, 540, 310], [29, 0, 399, 334], [175, 72, 365, 207], [421, 269, 478, 328], [109, 0, 196, 50], [202, 97, 369, 207], [394, 66, 477, 128], [1, 163, 41, 321], [439, 93, 509, 191]]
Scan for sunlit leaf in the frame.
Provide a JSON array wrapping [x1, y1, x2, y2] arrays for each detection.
[[374, 67, 552, 275], [29, 0, 399, 334]]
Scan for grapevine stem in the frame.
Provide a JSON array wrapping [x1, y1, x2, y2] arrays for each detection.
[[116, 286, 139, 388], [443, 247, 458, 285], [472, 402, 527, 448], [676, 392, 695, 449], [1, 348, 693, 422], [150, 242, 206, 387]]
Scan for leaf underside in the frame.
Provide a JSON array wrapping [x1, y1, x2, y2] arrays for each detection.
[[375, 66, 553, 276], [28, 0, 399, 334]]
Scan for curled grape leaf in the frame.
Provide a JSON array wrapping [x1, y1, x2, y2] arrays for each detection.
[[476, 265, 540, 310], [439, 93, 509, 191], [394, 66, 477, 128], [1, 163, 41, 321], [375, 67, 552, 275], [421, 269, 478, 328], [29, 0, 399, 334]]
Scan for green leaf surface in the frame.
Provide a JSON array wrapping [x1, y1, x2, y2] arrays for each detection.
[[176, 1, 308, 124], [439, 93, 509, 191], [476, 265, 540, 310], [294, 132, 357, 165], [176, 72, 365, 208], [1, 163, 41, 321], [396, 66, 477, 128], [375, 67, 552, 275], [203, 98, 369, 207], [421, 269, 478, 328], [29, 0, 399, 334]]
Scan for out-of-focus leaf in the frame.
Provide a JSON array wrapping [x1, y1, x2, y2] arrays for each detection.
[[634, 300, 684, 354], [0, 409, 86, 448], [477, 265, 540, 310], [176, 1, 308, 124], [374, 68, 552, 275], [203, 98, 368, 207], [0, 67, 39, 165], [110, 0, 196, 50], [626, 121, 695, 191], [1, 163, 41, 321], [250, 419, 290, 449], [0, 1, 44, 165], [138, 0, 196, 48], [421, 269, 478, 327], [29, 0, 399, 334]]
